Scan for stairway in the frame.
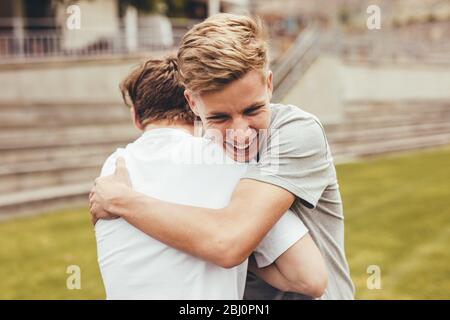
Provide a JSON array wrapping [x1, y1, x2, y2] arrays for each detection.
[[1, 100, 450, 219], [325, 100, 450, 161], [0, 102, 139, 219]]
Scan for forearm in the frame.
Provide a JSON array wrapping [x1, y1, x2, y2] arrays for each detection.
[[248, 256, 294, 293], [107, 189, 232, 265], [103, 179, 294, 268], [273, 234, 328, 297]]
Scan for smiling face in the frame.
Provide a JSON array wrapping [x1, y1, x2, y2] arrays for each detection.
[[185, 69, 273, 162]]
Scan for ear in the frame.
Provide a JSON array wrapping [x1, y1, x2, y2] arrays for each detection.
[[266, 70, 273, 101], [184, 89, 199, 117], [130, 106, 144, 131]]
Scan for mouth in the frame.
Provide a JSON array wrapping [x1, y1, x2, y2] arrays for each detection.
[[226, 140, 253, 150], [226, 133, 258, 149], [224, 134, 259, 161]]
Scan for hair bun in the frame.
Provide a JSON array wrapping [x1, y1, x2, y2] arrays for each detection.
[[164, 55, 179, 70]]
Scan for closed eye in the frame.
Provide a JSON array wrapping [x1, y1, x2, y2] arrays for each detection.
[[243, 105, 264, 116], [207, 115, 230, 123]]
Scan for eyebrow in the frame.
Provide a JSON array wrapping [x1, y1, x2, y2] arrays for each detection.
[[206, 101, 266, 118], [206, 112, 229, 118], [242, 101, 266, 111]]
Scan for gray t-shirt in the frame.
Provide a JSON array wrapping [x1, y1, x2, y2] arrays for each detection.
[[243, 103, 355, 300]]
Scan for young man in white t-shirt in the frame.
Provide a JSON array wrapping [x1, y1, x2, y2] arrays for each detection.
[[93, 56, 327, 299]]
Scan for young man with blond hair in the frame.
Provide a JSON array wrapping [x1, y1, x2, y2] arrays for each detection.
[[94, 55, 327, 299], [90, 13, 355, 300]]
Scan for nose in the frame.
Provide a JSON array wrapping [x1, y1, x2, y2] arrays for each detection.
[[227, 117, 257, 145], [231, 116, 249, 132]]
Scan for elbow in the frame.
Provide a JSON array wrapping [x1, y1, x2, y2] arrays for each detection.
[[209, 233, 249, 269], [305, 274, 328, 298], [290, 271, 328, 298], [216, 254, 247, 269]]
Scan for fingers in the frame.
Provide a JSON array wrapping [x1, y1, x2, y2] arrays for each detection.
[[89, 185, 104, 226], [115, 157, 126, 169], [89, 188, 99, 216], [114, 157, 131, 186], [89, 194, 96, 213], [114, 157, 127, 176], [89, 192, 119, 222], [89, 186, 96, 208]]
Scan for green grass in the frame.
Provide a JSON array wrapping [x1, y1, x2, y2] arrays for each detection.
[[0, 207, 104, 299], [338, 147, 450, 299], [0, 147, 449, 299]]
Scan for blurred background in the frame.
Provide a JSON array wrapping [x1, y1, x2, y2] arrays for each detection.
[[0, 0, 449, 299]]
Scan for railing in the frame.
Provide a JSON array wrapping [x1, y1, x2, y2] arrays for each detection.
[[0, 29, 187, 63], [271, 25, 450, 102], [0, 16, 196, 64], [272, 25, 321, 102]]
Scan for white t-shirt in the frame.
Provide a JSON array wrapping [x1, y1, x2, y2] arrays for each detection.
[[95, 128, 308, 300]]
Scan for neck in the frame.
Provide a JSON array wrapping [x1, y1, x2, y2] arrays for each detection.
[[143, 119, 194, 136]]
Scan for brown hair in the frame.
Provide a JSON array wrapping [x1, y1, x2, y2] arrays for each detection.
[[120, 55, 195, 125], [177, 13, 269, 94]]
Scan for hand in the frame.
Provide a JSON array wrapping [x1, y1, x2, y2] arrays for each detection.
[[89, 157, 132, 225]]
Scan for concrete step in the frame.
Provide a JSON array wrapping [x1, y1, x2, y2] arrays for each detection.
[[324, 113, 450, 132], [2, 99, 449, 219], [0, 102, 136, 218], [343, 109, 450, 126], [330, 132, 450, 159], [0, 142, 122, 165], [0, 156, 104, 194], [0, 102, 130, 128], [0, 124, 139, 150], [0, 183, 91, 220], [326, 121, 450, 144], [344, 100, 450, 117], [0, 154, 105, 175]]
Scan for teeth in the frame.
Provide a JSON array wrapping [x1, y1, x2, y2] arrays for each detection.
[[235, 143, 250, 150], [226, 138, 256, 150]]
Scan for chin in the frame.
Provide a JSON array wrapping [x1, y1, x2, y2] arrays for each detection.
[[224, 139, 259, 163], [229, 148, 258, 163]]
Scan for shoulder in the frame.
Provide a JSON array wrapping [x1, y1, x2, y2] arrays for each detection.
[[268, 104, 328, 154], [270, 104, 324, 129], [173, 134, 227, 162], [181, 135, 237, 166]]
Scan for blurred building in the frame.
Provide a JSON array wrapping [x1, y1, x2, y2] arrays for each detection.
[[0, 0, 255, 61], [0, 0, 449, 218], [0, 0, 178, 61]]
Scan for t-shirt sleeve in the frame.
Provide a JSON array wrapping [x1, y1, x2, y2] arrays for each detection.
[[253, 210, 308, 268], [243, 112, 332, 209]]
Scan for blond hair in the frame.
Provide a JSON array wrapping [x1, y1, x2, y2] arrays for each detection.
[[177, 13, 269, 94]]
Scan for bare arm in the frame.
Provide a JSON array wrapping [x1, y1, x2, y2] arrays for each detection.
[[122, 189, 327, 297], [90, 159, 295, 268], [111, 180, 293, 268], [275, 233, 327, 297], [90, 158, 327, 297], [249, 233, 327, 298], [247, 255, 293, 293]]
